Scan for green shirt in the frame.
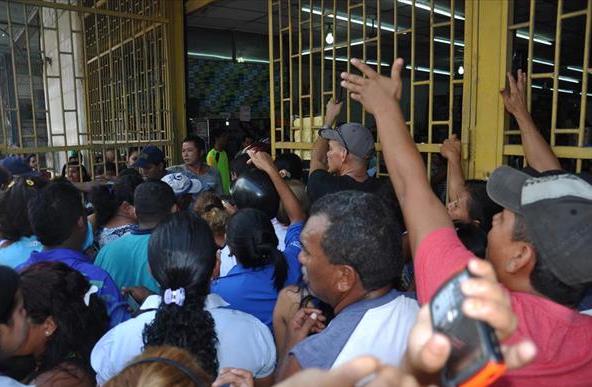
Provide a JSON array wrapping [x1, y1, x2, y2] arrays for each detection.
[[207, 148, 230, 194]]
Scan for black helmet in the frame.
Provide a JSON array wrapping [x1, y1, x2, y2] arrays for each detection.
[[231, 169, 279, 219]]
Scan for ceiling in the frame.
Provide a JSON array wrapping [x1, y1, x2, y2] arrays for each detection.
[[185, 0, 268, 35]]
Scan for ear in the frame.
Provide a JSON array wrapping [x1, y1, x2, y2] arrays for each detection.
[[505, 241, 536, 274], [335, 265, 357, 293], [42, 316, 57, 337], [121, 202, 136, 219]]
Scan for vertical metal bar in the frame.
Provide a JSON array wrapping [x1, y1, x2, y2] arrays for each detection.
[[23, 4, 39, 150], [550, 0, 562, 147], [576, 0, 591, 172], [80, 6, 95, 179], [54, 2, 69, 155], [308, 0, 313, 126], [288, 0, 293, 142], [6, 2, 23, 146], [278, 1, 284, 144], [448, 0, 455, 138], [410, 0, 416, 138], [297, 0, 302, 132], [332, 1, 336, 101], [526, 0, 535, 111], [39, 3, 56, 167], [375, 0, 382, 175], [93, 11, 106, 148], [119, 11, 130, 146], [427, 0, 434, 179], [268, 0, 276, 157], [361, 1, 366, 128], [346, 0, 351, 122], [68, 8, 83, 167], [319, 0, 324, 120]]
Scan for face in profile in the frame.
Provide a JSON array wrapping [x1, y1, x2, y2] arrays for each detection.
[[0, 291, 29, 361], [326, 140, 346, 174], [140, 163, 164, 180], [127, 151, 139, 168], [28, 156, 38, 170], [67, 166, 81, 183]]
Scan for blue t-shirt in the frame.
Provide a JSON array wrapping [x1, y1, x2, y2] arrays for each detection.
[[0, 236, 43, 268], [284, 222, 304, 284], [210, 222, 303, 329], [16, 248, 130, 328], [95, 229, 160, 294]]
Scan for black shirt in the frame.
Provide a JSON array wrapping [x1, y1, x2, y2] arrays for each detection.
[[307, 169, 381, 203]]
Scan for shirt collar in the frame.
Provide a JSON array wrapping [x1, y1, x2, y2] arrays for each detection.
[[131, 228, 153, 235], [30, 248, 88, 263], [139, 293, 230, 311]]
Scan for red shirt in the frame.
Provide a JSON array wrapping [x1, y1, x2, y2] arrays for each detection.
[[415, 227, 592, 386]]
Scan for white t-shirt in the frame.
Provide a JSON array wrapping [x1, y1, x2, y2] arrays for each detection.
[[91, 294, 276, 385], [219, 218, 288, 277]]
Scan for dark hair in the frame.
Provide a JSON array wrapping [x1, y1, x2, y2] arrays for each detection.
[[183, 135, 206, 152], [105, 161, 117, 175], [20, 262, 109, 380], [28, 181, 83, 247], [513, 214, 588, 307], [0, 176, 47, 241], [226, 208, 288, 291], [374, 178, 406, 233], [311, 190, 403, 291], [0, 266, 20, 325], [0, 166, 10, 187], [211, 128, 228, 141], [143, 212, 219, 378], [465, 180, 502, 232], [133, 181, 176, 225], [274, 152, 304, 181], [230, 153, 253, 179], [61, 161, 90, 182], [89, 174, 143, 228], [276, 180, 309, 226], [454, 221, 487, 258]]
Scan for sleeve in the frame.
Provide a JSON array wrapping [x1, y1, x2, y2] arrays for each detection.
[[206, 150, 215, 166], [91, 329, 117, 386], [252, 320, 277, 378], [414, 227, 475, 305], [97, 274, 131, 328], [283, 222, 304, 285]]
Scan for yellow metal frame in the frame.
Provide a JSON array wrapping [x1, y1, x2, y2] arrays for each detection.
[[268, 0, 471, 178], [0, 0, 184, 177]]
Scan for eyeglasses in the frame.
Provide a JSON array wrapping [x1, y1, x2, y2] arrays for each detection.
[[335, 125, 350, 154]]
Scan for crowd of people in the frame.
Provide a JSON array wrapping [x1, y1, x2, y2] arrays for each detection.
[[0, 61, 590, 387]]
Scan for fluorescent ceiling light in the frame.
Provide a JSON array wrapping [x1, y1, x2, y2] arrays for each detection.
[[531, 84, 575, 94], [397, 0, 465, 21], [302, 7, 397, 32], [405, 65, 450, 76], [187, 51, 232, 60], [324, 56, 390, 67], [558, 76, 579, 84], [515, 31, 552, 46], [532, 58, 554, 67], [567, 66, 584, 73], [433, 37, 464, 47]]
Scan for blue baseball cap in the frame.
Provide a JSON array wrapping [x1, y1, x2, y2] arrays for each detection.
[[0, 156, 36, 176], [133, 146, 165, 168]]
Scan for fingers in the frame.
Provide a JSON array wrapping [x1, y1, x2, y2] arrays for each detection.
[[462, 296, 517, 340], [501, 340, 537, 370], [415, 333, 451, 374], [391, 58, 405, 82], [350, 58, 378, 78], [467, 258, 497, 282], [213, 368, 253, 387], [340, 80, 364, 95], [507, 71, 517, 94], [341, 71, 366, 86], [326, 356, 382, 385]]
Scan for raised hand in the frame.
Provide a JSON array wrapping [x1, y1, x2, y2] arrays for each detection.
[[501, 69, 528, 117], [340, 58, 404, 115], [324, 97, 344, 127], [246, 149, 276, 175], [440, 134, 461, 161]]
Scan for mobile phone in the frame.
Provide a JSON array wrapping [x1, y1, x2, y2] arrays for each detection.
[[430, 269, 506, 387], [127, 293, 140, 313]]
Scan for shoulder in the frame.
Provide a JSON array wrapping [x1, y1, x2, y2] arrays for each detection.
[[308, 169, 332, 182]]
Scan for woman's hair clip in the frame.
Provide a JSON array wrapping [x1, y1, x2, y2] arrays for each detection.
[[25, 179, 35, 187], [163, 288, 186, 307]]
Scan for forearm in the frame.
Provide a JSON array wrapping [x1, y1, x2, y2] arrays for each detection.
[[515, 110, 561, 172], [309, 136, 328, 174], [268, 169, 305, 223], [374, 104, 452, 252], [446, 157, 466, 202]]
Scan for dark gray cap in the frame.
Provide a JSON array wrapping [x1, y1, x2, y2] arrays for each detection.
[[487, 166, 592, 286], [319, 123, 375, 159]]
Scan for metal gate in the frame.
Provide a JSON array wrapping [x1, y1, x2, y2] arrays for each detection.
[[0, 0, 181, 179]]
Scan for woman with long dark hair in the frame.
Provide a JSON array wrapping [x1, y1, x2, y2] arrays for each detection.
[[0, 176, 47, 268], [142, 212, 219, 378], [89, 171, 143, 248], [211, 208, 289, 329], [17, 262, 109, 386]]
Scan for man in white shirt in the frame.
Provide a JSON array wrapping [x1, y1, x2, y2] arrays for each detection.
[[91, 293, 276, 385]]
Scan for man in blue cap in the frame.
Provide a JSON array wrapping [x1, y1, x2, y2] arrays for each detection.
[[133, 146, 166, 181], [0, 156, 37, 178]]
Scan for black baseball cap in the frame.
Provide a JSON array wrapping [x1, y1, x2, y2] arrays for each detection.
[[0, 156, 37, 177], [133, 146, 165, 168], [319, 123, 375, 159], [487, 166, 592, 286]]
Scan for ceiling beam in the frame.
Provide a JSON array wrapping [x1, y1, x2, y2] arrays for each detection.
[[185, 0, 218, 15]]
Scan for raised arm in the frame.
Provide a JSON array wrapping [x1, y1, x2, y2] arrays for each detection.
[[247, 149, 305, 224], [501, 70, 561, 172], [309, 98, 343, 175], [340, 59, 452, 255], [440, 134, 467, 205]]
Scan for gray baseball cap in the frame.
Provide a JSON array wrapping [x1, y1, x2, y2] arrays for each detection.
[[319, 123, 375, 159], [486, 166, 592, 286]]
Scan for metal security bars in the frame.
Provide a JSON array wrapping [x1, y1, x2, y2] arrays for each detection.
[[0, 0, 174, 179], [268, 0, 468, 178], [504, 0, 592, 173]]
